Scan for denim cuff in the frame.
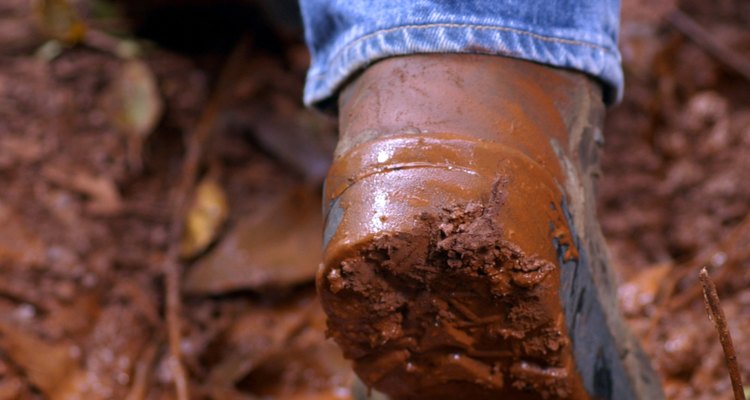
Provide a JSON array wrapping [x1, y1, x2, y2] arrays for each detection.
[[303, 22, 623, 108]]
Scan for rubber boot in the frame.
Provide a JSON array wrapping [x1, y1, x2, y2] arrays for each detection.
[[319, 54, 664, 400]]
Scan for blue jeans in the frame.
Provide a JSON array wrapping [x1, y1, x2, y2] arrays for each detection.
[[299, 0, 622, 107]]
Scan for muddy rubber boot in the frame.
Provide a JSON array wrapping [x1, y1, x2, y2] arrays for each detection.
[[319, 54, 664, 400]]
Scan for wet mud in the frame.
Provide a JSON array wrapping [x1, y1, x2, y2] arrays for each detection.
[[321, 198, 585, 399], [318, 54, 605, 399], [1, 0, 749, 399]]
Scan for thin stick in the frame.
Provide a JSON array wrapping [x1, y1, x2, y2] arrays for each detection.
[[125, 342, 159, 400], [162, 36, 253, 400], [699, 267, 746, 400], [667, 10, 750, 83]]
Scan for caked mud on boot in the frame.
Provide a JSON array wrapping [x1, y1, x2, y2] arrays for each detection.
[[318, 55, 664, 400]]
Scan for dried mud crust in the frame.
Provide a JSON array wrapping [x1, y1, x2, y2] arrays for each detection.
[[320, 200, 582, 400]]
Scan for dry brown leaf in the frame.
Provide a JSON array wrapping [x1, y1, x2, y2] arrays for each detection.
[[248, 102, 336, 184], [0, 202, 46, 267], [269, 323, 353, 398], [205, 300, 315, 393], [42, 166, 123, 215], [33, 0, 86, 44], [0, 323, 89, 400], [618, 262, 673, 316], [180, 178, 230, 259], [0, 135, 47, 166], [44, 291, 102, 337], [72, 173, 122, 215], [0, 377, 22, 400], [221, 301, 354, 399], [184, 187, 321, 294]]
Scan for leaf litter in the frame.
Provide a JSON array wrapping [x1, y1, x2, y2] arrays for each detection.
[[0, 0, 749, 399]]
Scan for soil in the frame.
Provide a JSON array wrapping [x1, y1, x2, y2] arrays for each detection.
[[0, 0, 748, 399], [321, 199, 581, 400], [603, 0, 750, 398]]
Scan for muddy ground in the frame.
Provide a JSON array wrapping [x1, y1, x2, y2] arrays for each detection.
[[0, 0, 748, 399]]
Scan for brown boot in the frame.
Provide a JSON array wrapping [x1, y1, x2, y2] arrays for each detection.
[[319, 54, 663, 400]]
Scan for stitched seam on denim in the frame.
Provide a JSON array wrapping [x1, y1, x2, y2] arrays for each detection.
[[309, 22, 614, 79]]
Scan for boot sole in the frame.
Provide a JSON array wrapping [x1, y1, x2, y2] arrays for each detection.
[[319, 133, 647, 399], [322, 197, 587, 399]]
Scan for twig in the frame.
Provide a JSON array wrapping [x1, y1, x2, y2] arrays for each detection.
[[699, 267, 746, 400], [666, 10, 750, 83], [164, 259, 188, 400], [161, 36, 253, 400], [125, 342, 159, 400]]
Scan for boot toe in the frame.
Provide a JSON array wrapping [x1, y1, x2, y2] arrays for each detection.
[[319, 133, 587, 399]]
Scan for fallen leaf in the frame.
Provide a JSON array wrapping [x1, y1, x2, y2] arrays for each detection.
[[104, 59, 164, 170], [184, 186, 321, 294], [180, 178, 230, 259], [35, 39, 65, 61], [0, 322, 89, 400], [42, 166, 122, 215], [206, 301, 313, 390], [44, 290, 102, 337], [618, 262, 673, 316], [0, 135, 47, 166], [234, 302, 354, 399], [245, 95, 336, 185], [73, 174, 122, 215], [0, 202, 46, 267], [0, 376, 22, 400], [34, 0, 86, 44], [110, 60, 163, 138]]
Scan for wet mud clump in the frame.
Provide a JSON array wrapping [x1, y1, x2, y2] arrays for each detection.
[[320, 200, 583, 400]]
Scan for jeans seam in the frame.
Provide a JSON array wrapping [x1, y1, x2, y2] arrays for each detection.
[[309, 22, 614, 80]]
